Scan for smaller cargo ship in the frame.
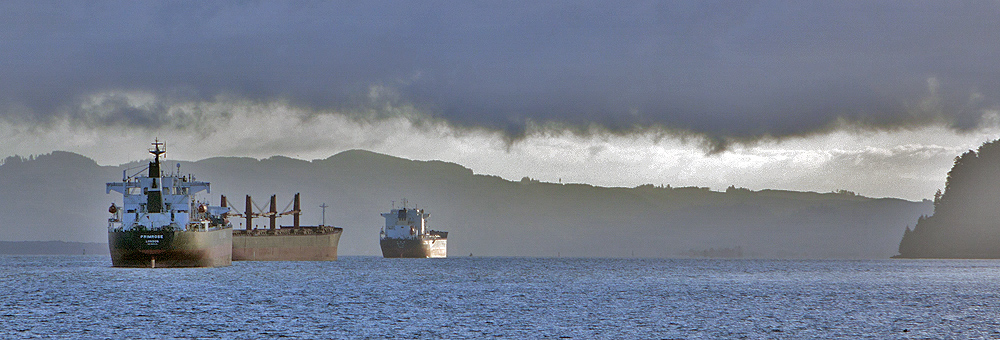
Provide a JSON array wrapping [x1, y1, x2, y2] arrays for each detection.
[[231, 193, 343, 261], [379, 200, 447, 258], [106, 141, 232, 268]]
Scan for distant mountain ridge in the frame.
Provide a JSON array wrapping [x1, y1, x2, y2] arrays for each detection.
[[0, 148, 932, 258]]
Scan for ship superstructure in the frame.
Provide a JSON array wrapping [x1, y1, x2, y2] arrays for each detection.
[[379, 200, 447, 258], [106, 141, 232, 268]]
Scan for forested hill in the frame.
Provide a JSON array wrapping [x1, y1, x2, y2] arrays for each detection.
[[897, 139, 1000, 258], [0, 149, 931, 258]]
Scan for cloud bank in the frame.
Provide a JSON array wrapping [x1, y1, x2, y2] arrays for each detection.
[[2, 95, 995, 201], [3, 1, 1000, 151]]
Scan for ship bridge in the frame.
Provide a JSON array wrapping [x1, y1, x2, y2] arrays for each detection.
[[380, 206, 430, 239], [106, 141, 228, 232]]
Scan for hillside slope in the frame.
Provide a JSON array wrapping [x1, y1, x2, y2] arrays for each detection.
[[897, 139, 1000, 258], [0, 149, 932, 258]]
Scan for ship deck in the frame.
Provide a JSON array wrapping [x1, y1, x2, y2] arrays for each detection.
[[233, 226, 341, 237], [232, 226, 343, 261]]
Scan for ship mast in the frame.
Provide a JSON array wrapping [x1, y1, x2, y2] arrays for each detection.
[[293, 193, 300, 228], [146, 140, 165, 213], [149, 140, 166, 166], [319, 203, 328, 226], [269, 194, 277, 231]]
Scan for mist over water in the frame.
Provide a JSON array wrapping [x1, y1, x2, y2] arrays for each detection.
[[5, 255, 1000, 338]]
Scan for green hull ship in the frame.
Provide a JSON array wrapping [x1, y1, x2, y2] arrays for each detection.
[[106, 141, 233, 268], [108, 228, 232, 268]]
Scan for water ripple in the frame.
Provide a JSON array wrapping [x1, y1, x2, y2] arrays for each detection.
[[3, 256, 1000, 339]]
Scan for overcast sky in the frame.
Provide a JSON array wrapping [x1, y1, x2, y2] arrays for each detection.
[[2, 1, 1000, 200]]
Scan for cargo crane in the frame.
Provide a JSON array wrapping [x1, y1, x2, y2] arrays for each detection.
[[221, 193, 305, 231], [226, 193, 343, 261]]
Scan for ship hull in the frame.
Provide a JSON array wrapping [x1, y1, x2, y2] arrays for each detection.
[[380, 237, 447, 258], [233, 227, 343, 261], [108, 227, 233, 268]]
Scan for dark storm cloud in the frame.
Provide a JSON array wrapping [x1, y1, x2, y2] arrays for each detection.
[[2, 1, 999, 148]]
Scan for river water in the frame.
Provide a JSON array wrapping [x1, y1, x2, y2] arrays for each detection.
[[2, 255, 999, 339]]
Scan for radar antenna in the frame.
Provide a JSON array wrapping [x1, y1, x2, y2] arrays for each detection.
[[149, 139, 166, 162]]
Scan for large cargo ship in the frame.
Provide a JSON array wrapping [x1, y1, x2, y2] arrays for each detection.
[[231, 193, 343, 261], [379, 201, 447, 258], [106, 141, 232, 268]]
